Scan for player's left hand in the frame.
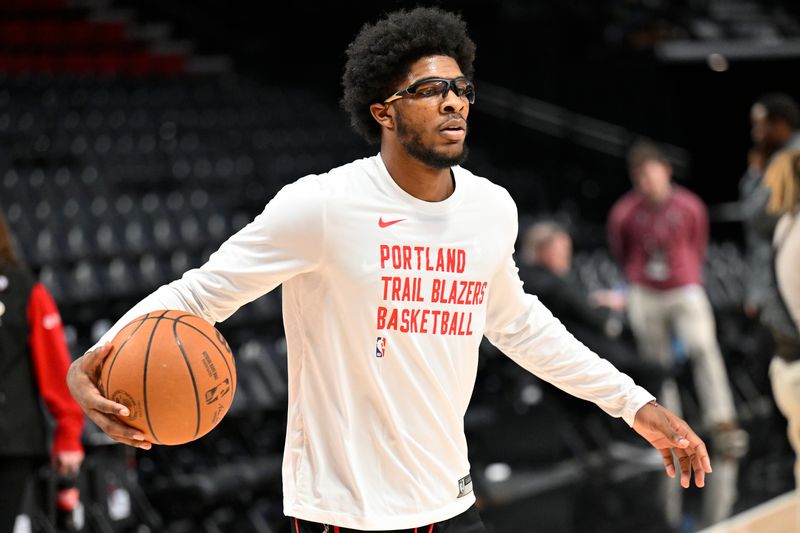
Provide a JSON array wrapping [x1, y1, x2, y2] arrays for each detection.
[[633, 400, 712, 488], [53, 450, 84, 477]]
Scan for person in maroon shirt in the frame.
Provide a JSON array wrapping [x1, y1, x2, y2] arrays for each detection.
[[0, 208, 84, 531], [608, 141, 745, 450], [608, 141, 748, 526]]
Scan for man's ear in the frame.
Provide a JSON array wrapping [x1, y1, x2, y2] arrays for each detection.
[[370, 102, 395, 132]]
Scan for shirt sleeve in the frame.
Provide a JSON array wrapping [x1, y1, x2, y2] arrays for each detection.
[[92, 176, 327, 349], [484, 198, 654, 427], [27, 283, 85, 454]]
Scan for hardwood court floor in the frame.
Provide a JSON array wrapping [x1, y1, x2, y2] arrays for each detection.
[[698, 492, 797, 533]]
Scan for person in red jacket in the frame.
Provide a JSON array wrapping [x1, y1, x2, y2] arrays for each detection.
[[0, 208, 84, 531]]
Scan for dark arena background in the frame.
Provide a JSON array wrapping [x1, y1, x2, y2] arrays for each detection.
[[2, 0, 800, 531]]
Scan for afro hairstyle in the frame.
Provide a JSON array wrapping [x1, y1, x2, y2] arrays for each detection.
[[341, 7, 476, 145]]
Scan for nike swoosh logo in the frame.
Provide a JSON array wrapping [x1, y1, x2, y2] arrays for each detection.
[[378, 217, 405, 228]]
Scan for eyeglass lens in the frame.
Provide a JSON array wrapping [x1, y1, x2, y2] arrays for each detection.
[[411, 79, 475, 103]]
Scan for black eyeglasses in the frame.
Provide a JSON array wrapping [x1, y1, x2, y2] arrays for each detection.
[[383, 76, 476, 104]]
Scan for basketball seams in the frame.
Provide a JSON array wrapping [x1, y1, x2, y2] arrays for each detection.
[[104, 314, 151, 399], [142, 310, 171, 444], [173, 320, 202, 440], [174, 317, 236, 398]]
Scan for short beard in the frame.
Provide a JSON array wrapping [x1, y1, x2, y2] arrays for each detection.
[[396, 112, 469, 169]]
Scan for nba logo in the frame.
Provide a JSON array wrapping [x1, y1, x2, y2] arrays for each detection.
[[375, 336, 386, 358]]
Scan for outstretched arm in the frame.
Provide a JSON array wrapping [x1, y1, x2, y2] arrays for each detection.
[[484, 194, 712, 486], [485, 197, 653, 426]]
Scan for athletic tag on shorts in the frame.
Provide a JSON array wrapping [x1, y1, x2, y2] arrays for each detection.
[[457, 474, 472, 498]]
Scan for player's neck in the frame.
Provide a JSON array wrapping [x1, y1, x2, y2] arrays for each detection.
[[380, 146, 455, 202]]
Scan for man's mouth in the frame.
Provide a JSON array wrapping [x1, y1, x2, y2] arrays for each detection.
[[439, 118, 467, 139]]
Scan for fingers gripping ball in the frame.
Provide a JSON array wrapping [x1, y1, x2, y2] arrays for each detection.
[[99, 310, 236, 445]]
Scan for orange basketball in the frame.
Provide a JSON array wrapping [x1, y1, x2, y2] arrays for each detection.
[[99, 310, 237, 445]]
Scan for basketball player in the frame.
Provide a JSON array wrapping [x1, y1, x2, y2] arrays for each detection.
[[68, 8, 712, 532]]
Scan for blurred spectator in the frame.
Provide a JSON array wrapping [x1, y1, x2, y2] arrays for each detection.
[[519, 221, 620, 336], [0, 208, 84, 531], [607, 140, 747, 457], [740, 93, 800, 327], [517, 221, 664, 393], [763, 150, 800, 487]]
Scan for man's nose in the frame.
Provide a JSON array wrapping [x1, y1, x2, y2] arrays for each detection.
[[440, 88, 467, 114]]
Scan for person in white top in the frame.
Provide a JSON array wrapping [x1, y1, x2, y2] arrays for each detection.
[[764, 149, 800, 489], [67, 7, 712, 532]]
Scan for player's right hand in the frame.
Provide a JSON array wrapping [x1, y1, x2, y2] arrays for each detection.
[[66, 342, 152, 450]]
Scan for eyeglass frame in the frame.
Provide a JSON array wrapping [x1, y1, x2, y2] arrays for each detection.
[[382, 76, 476, 105]]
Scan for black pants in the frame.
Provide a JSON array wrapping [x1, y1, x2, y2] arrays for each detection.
[[289, 504, 485, 533], [0, 457, 39, 533]]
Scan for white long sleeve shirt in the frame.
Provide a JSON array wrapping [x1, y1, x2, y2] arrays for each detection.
[[96, 154, 654, 530]]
